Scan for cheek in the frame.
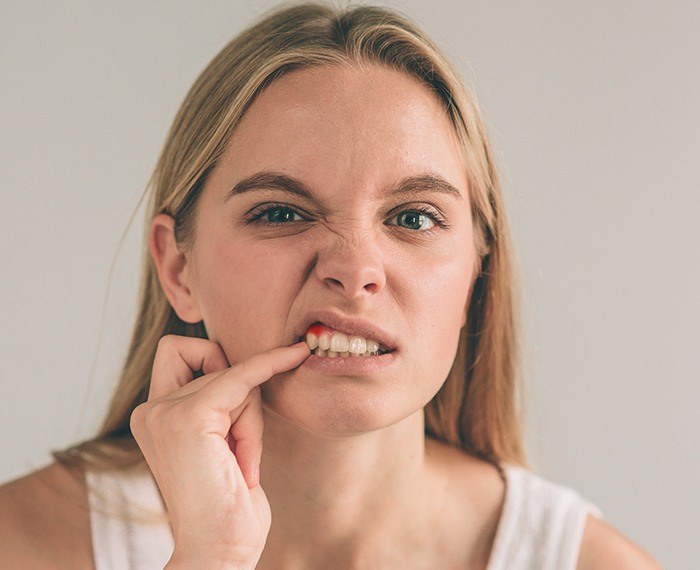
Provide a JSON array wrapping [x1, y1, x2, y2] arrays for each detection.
[[411, 244, 474, 323], [194, 239, 302, 348], [405, 246, 473, 380]]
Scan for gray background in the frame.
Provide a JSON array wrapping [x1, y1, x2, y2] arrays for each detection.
[[1, 1, 697, 567]]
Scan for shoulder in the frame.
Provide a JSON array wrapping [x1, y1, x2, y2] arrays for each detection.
[[577, 513, 663, 569], [0, 461, 94, 569]]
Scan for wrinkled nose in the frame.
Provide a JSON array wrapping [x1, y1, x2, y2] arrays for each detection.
[[312, 232, 386, 299]]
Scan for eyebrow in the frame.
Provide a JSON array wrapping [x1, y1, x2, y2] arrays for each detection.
[[224, 171, 463, 203]]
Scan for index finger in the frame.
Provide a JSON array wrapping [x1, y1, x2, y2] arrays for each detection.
[[148, 335, 230, 400], [195, 341, 310, 413]]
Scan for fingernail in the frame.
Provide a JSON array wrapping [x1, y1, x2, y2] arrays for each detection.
[[253, 464, 260, 486]]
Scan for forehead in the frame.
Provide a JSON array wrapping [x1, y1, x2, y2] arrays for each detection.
[[219, 64, 468, 197]]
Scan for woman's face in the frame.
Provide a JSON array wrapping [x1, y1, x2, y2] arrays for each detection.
[[181, 64, 478, 434]]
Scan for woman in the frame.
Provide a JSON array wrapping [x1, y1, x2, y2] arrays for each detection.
[[0, 3, 660, 568]]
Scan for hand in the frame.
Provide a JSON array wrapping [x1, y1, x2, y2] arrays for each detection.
[[130, 334, 310, 568]]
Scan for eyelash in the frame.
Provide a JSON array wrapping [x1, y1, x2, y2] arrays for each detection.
[[246, 203, 450, 234]]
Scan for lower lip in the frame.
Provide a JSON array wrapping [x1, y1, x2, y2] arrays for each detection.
[[300, 350, 398, 375]]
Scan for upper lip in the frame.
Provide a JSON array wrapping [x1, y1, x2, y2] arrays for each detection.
[[294, 309, 399, 351]]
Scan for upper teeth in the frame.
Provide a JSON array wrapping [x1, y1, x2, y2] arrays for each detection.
[[304, 331, 383, 354]]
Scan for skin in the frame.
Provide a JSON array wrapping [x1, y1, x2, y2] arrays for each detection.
[[0, 63, 662, 570], [153, 63, 493, 567], [149, 63, 663, 569]]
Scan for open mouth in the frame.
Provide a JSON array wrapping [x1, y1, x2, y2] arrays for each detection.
[[296, 323, 394, 357]]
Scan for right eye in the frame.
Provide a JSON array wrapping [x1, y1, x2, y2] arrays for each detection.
[[246, 204, 306, 225]]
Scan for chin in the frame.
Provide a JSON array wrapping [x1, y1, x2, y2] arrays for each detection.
[[260, 372, 417, 438]]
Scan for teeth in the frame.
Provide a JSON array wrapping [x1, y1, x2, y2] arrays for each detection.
[[329, 333, 349, 353], [304, 331, 386, 357], [311, 340, 379, 358], [348, 336, 367, 354], [310, 347, 375, 357], [302, 333, 318, 350], [318, 332, 330, 351]]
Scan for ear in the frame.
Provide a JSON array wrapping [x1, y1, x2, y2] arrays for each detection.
[[148, 213, 203, 324]]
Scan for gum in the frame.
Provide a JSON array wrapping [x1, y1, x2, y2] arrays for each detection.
[[305, 323, 379, 356], [306, 323, 335, 337]]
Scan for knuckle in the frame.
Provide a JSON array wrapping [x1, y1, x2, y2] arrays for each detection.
[[130, 402, 147, 425], [130, 402, 150, 437], [133, 400, 171, 435], [212, 344, 230, 364], [145, 399, 170, 422], [169, 400, 214, 435], [155, 398, 199, 427], [156, 334, 177, 350], [233, 358, 261, 389]]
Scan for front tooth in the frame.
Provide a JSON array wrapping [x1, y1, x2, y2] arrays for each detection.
[[327, 350, 339, 358], [329, 333, 349, 353], [318, 332, 331, 351], [348, 336, 367, 354], [306, 332, 319, 350]]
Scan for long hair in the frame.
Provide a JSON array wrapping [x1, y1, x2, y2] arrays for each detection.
[[53, 1, 529, 474]]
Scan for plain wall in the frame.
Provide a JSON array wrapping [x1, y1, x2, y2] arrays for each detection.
[[1, 1, 698, 567]]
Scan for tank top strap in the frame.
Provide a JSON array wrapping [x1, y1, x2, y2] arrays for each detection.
[[486, 464, 604, 570], [85, 466, 174, 570]]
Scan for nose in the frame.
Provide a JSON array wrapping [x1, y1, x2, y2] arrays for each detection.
[[312, 231, 386, 300]]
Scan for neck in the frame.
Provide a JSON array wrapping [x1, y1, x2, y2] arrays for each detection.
[[257, 407, 437, 567]]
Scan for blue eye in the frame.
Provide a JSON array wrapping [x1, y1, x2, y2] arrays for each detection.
[[391, 209, 437, 231], [246, 203, 448, 233], [251, 205, 303, 225]]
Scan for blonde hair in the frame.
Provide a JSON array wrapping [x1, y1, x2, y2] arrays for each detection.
[[54, 1, 529, 475]]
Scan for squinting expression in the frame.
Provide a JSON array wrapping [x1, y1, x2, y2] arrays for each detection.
[[184, 64, 478, 435]]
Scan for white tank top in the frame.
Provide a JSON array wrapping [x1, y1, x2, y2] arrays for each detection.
[[85, 462, 603, 569]]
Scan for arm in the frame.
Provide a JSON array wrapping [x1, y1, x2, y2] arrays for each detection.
[[0, 463, 93, 570]]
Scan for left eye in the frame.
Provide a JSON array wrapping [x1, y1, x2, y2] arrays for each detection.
[[391, 210, 436, 231], [247, 204, 446, 232]]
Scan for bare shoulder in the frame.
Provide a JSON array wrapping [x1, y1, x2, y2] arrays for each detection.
[[577, 513, 663, 569], [0, 461, 94, 569]]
